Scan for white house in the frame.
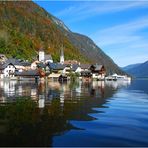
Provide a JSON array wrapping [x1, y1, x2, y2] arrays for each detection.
[[0, 62, 16, 78], [72, 64, 82, 74], [5, 58, 31, 72], [38, 49, 53, 64]]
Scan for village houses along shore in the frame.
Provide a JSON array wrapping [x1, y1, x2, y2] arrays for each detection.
[[0, 48, 130, 82]]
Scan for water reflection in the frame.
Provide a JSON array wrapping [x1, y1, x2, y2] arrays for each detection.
[[105, 80, 131, 89], [0, 80, 131, 115], [0, 99, 73, 146], [127, 79, 148, 94], [0, 79, 131, 146]]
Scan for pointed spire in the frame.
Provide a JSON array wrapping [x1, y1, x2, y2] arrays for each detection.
[[61, 46, 64, 56]]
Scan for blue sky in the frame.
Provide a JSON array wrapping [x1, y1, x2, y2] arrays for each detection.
[[34, 1, 148, 67]]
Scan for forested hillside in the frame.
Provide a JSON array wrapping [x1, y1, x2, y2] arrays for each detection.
[[0, 1, 124, 74]]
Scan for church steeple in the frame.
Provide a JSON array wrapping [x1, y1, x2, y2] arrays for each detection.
[[60, 46, 64, 64], [39, 48, 45, 62]]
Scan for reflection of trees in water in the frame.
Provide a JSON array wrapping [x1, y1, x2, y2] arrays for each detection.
[[0, 99, 72, 146], [63, 82, 116, 121]]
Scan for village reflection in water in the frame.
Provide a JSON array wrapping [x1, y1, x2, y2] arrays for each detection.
[[0, 79, 131, 146], [0, 80, 131, 106]]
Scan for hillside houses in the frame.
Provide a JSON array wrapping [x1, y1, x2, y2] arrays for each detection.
[[0, 49, 106, 81], [80, 64, 91, 77], [6, 58, 31, 72]]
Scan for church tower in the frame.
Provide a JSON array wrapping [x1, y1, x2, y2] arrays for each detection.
[[39, 49, 45, 62], [60, 46, 64, 64]]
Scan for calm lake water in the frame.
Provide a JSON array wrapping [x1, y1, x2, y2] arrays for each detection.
[[0, 79, 148, 147]]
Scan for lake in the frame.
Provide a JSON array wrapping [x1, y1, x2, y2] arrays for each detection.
[[0, 79, 148, 147]]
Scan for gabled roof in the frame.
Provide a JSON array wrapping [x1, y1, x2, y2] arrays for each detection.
[[91, 64, 103, 71], [15, 70, 39, 76], [0, 62, 16, 70], [81, 70, 92, 76], [20, 61, 31, 66], [37, 62, 47, 68], [71, 64, 80, 71], [95, 64, 103, 71], [80, 64, 90, 69], [6, 58, 19, 65], [6, 58, 31, 66], [64, 60, 78, 65], [48, 62, 66, 70]]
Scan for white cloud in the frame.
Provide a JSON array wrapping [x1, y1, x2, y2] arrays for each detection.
[[53, 1, 148, 66], [115, 54, 148, 67], [102, 43, 148, 67], [91, 16, 148, 66], [55, 1, 148, 23], [92, 16, 148, 47]]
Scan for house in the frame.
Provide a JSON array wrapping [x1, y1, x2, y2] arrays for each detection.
[[0, 62, 16, 78], [62, 64, 71, 74], [31, 61, 40, 70], [45, 54, 53, 63], [62, 64, 81, 74], [20, 61, 31, 71], [90, 64, 106, 80], [47, 63, 66, 80], [15, 69, 40, 77], [80, 64, 90, 72], [37, 62, 50, 76], [76, 64, 91, 80], [48, 63, 66, 74], [16, 61, 31, 72], [48, 63, 81, 76], [81, 70, 92, 78], [71, 64, 82, 74], [38, 49, 53, 63], [37, 62, 47, 70], [64, 60, 78, 65], [6, 58, 31, 72]]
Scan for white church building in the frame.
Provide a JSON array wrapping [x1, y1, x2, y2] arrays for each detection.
[[38, 49, 53, 63], [38, 47, 65, 64]]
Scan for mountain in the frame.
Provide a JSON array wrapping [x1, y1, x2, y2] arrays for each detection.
[[122, 63, 141, 71], [123, 61, 148, 77], [0, 1, 124, 74]]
